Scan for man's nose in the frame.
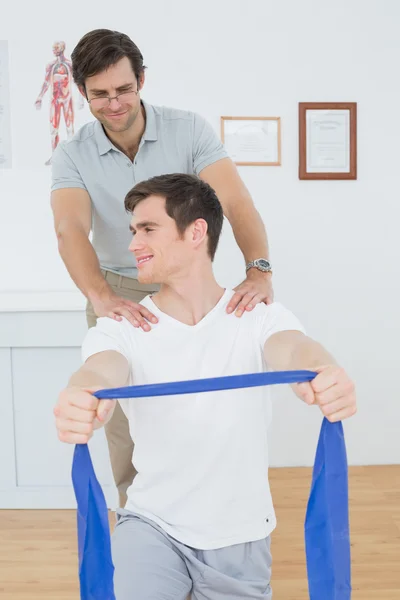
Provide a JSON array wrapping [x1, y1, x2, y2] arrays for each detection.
[[109, 97, 122, 109], [128, 235, 144, 253]]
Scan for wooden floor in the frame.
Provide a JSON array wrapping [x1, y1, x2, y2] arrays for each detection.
[[0, 466, 399, 599]]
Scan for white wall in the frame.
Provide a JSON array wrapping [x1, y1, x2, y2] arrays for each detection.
[[1, 0, 399, 480]]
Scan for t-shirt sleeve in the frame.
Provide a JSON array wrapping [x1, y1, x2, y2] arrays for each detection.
[[192, 112, 229, 174], [51, 142, 88, 192], [257, 302, 306, 348], [81, 317, 131, 364], [81, 317, 133, 417]]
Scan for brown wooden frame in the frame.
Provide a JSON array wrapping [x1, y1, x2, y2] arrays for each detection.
[[299, 102, 357, 180], [221, 116, 281, 166]]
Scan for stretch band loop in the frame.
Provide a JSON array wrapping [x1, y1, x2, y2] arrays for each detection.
[[71, 369, 351, 600]]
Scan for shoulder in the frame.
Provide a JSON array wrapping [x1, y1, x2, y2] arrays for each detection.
[[90, 316, 133, 338], [215, 292, 302, 337], [250, 301, 301, 322], [82, 316, 136, 364], [95, 295, 154, 336], [149, 102, 197, 124], [218, 291, 287, 319], [148, 102, 209, 137], [252, 302, 306, 342], [53, 121, 98, 163], [62, 121, 97, 147]]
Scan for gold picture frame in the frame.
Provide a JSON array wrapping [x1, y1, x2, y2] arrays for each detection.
[[221, 116, 281, 166]]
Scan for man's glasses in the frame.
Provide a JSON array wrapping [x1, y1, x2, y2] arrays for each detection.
[[88, 90, 138, 110]]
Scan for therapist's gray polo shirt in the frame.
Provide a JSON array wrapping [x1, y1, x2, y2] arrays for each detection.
[[51, 100, 228, 278]]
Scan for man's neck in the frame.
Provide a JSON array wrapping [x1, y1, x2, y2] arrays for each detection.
[[152, 266, 225, 326], [104, 102, 146, 161]]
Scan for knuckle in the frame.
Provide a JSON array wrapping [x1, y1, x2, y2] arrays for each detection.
[[58, 430, 67, 442], [81, 422, 92, 435], [88, 397, 98, 411], [315, 391, 324, 404], [344, 381, 354, 395], [311, 377, 323, 392]]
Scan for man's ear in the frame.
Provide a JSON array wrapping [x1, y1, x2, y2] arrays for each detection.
[[138, 71, 145, 92], [78, 85, 87, 99], [191, 219, 208, 248]]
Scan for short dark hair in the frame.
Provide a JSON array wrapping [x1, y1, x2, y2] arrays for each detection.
[[71, 29, 145, 89], [125, 174, 224, 260]]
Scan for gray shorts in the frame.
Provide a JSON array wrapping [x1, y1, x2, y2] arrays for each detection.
[[112, 509, 272, 600]]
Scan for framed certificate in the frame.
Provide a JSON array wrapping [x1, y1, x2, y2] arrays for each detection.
[[221, 116, 281, 166], [299, 102, 357, 180]]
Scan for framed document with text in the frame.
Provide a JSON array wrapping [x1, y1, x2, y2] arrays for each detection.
[[299, 102, 357, 180], [221, 116, 281, 166]]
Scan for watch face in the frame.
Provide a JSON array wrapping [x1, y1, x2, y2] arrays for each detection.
[[256, 259, 271, 271]]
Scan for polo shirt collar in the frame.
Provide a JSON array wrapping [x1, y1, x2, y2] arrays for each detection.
[[94, 120, 114, 156], [94, 100, 158, 155], [142, 100, 158, 142]]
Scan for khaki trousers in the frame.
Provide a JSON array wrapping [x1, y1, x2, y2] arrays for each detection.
[[86, 270, 159, 508]]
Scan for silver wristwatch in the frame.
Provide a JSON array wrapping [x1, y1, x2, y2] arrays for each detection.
[[245, 258, 272, 273]]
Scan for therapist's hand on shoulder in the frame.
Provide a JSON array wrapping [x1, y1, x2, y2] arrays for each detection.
[[293, 365, 357, 423], [54, 387, 115, 444], [91, 290, 158, 331], [227, 270, 274, 317]]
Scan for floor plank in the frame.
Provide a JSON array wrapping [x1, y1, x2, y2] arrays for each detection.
[[0, 466, 399, 599]]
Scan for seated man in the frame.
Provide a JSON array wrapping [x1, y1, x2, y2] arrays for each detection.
[[54, 173, 356, 600]]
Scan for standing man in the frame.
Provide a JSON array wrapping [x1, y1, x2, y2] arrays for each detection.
[[51, 29, 274, 508]]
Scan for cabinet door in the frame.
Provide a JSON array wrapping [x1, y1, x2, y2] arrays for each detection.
[[12, 347, 114, 487], [0, 349, 16, 488]]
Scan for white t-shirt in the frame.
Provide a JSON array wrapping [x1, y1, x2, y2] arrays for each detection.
[[82, 289, 305, 550]]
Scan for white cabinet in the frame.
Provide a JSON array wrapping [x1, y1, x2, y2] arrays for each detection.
[[0, 309, 116, 509]]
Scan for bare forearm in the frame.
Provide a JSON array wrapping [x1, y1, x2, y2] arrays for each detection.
[[68, 366, 117, 390], [67, 352, 129, 428], [265, 332, 337, 372], [57, 227, 110, 302], [68, 351, 129, 392], [289, 338, 337, 371], [199, 159, 269, 262], [229, 201, 269, 262]]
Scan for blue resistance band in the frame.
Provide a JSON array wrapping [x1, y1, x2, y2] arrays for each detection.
[[71, 370, 351, 600]]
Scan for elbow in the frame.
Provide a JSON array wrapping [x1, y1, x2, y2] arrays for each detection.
[[55, 224, 68, 255], [55, 219, 88, 252]]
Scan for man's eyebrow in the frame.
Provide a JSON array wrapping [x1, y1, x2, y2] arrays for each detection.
[[115, 84, 135, 92], [88, 83, 134, 95], [129, 221, 159, 232]]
